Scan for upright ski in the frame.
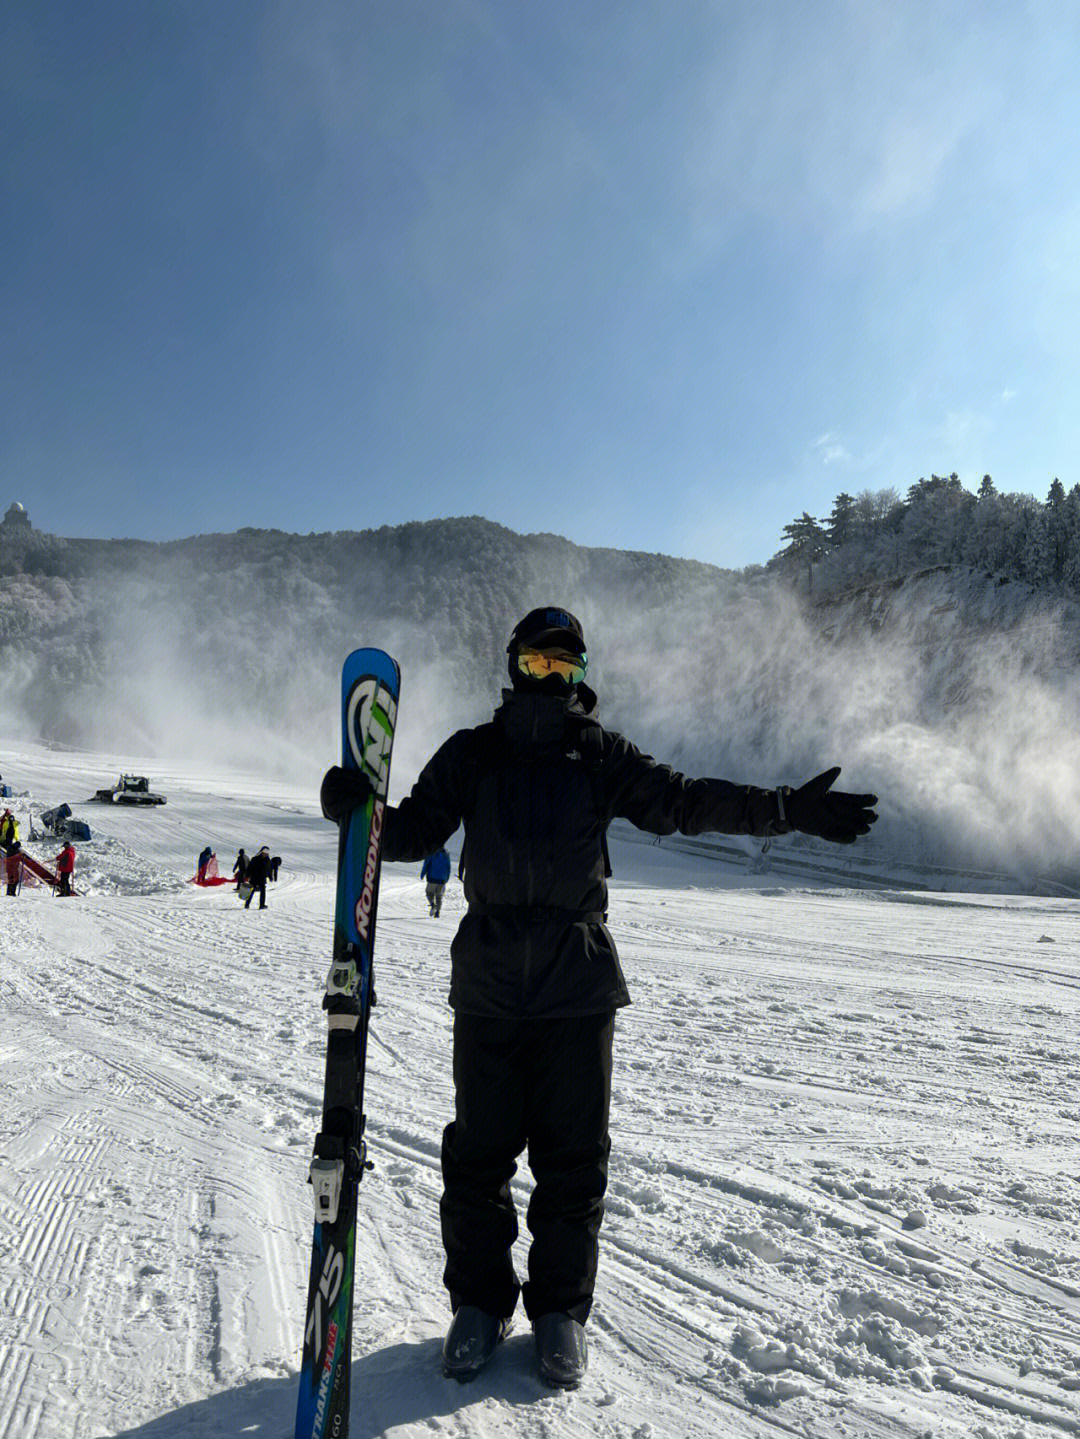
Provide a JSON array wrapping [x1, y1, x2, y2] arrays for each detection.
[[295, 649, 400, 1439]]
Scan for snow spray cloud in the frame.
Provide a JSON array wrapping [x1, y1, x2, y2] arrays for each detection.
[[597, 567, 1080, 882], [3, 531, 1079, 882], [0, 543, 501, 793]]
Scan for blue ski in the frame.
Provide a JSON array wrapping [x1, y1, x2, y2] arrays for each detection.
[[295, 648, 400, 1439]]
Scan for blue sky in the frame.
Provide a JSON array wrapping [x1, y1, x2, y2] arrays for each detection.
[[3, 1, 1079, 568]]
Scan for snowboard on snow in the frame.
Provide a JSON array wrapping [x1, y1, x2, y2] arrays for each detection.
[[295, 649, 400, 1439]]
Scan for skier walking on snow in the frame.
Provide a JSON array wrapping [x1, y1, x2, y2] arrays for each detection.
[[320, 606, 878, 1387], [420, 847, 451, 916], [244, 846, 272, 910]]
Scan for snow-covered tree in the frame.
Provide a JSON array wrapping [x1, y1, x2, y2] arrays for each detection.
[[777, 513, 828, 594], [826, 492, 856, 549]]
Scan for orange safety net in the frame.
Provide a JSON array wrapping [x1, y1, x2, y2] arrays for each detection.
[[5, 855, 46, 890]]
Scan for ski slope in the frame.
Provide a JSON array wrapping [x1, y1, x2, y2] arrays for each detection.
[[2, 741, 1079, 1439]]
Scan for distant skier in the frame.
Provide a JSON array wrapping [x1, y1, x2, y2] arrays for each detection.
[[321, 606, 878, 1387], [55, 840, 75, 897], [4, 841, 21, 896], [232, 848, 248, 886], [420, 847, 451, 916], [269, 854, 282, 881], [244, 846, 272, 910], [197, 845, 214, 883], [0, 807, 19, 853]]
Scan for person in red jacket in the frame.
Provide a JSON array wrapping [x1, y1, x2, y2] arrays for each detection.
[[55, 840, 75, 897]]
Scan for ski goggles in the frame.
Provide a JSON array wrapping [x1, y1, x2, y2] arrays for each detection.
[[515, 645, 588, 685]]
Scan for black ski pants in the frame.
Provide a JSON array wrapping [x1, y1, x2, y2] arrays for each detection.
[[440, 1011, 614, 1326]]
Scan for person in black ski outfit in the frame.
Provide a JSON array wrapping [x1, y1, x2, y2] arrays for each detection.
[[233, 848, 248, 887], [245, 846, 272, 909], [320, 606, 878, 1387]]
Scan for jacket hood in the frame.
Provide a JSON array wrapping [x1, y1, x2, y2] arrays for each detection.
[[495, 681, 597, 721], [493, 683, 599, 755]]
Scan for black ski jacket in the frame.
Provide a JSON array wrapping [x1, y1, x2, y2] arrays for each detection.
[[247, 850, 272, 885], [381, 685, 784, 1018]]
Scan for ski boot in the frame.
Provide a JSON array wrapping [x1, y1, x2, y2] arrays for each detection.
[[442, 1305, 510, 1381], [534, 1312, 587, 1387]]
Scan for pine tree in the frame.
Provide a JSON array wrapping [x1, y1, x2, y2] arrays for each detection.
[[778, 513, 828, 594], [1046, 479, 1069, 581], [1023, 510, 1055, 586], [826, 492, 856, 548], [1064, 485, 1080, 595]]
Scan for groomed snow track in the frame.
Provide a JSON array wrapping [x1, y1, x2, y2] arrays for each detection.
[[1, 742, 1078, 1439]]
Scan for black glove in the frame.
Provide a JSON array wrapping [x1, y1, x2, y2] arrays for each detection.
[[783, 766, 878, 845], [320, 765, 373, 823]]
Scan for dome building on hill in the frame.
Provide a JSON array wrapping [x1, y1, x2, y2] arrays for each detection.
[[2, 502, 32, 531]]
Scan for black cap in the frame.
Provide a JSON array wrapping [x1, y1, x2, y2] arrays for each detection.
[[508, 606, 586, 656]]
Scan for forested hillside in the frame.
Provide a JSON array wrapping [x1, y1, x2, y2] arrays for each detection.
[[774, 472, 1080, 599], [0, 516, 731, 779], [1, 508, 1078, 883]]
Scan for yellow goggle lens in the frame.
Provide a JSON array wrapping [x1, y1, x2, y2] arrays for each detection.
[[515, 646, 588, 684]]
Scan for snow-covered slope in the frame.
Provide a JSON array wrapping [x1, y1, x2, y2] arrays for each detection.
[[2, 742, 1079, 1438]]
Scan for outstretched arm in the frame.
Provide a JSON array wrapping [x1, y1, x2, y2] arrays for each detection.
[[606, 736, 877, 845]]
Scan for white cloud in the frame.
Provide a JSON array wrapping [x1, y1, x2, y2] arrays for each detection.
[[1000, 388, 1016, 403], [813, 432, 851, 465], [679, 3, 1008, 249], [858, 113, 971, 223]]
